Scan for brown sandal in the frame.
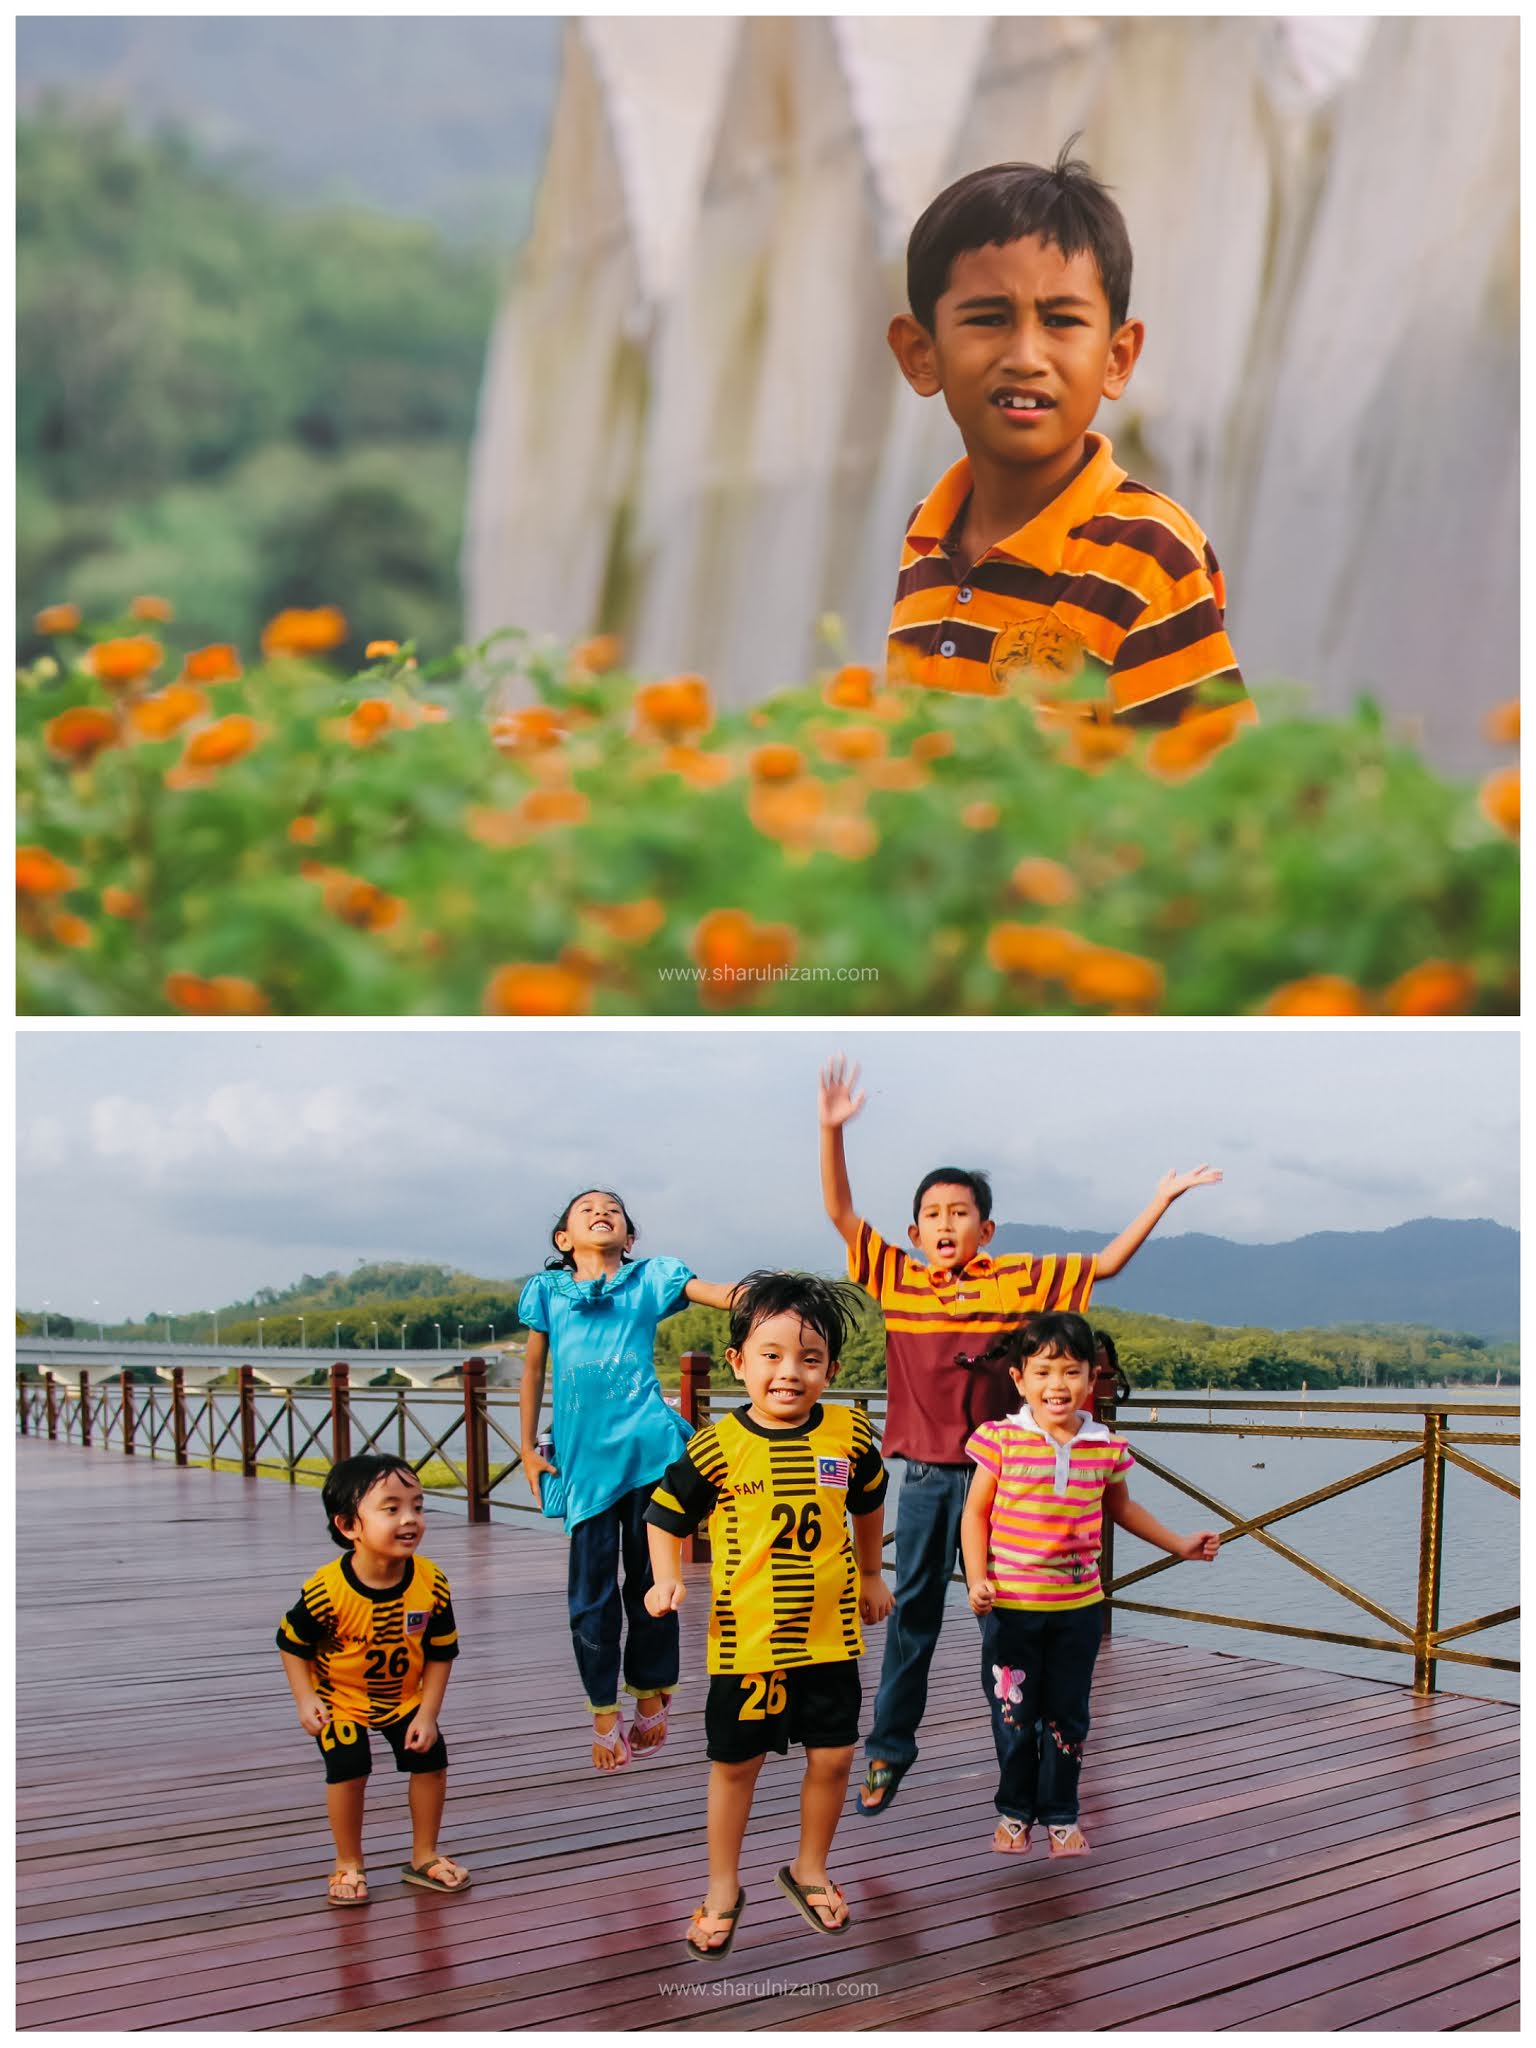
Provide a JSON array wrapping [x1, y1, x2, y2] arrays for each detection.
[[686, 1886, 745, 1961], [327, 1866, 369, 1907], [776, 1864, 851, 1935], [401, 1855, 472, 1893]]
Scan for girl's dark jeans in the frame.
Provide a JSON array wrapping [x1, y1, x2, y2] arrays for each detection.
[[981, 1601, 1103, 1825], [567, 1483, 679, 1711]]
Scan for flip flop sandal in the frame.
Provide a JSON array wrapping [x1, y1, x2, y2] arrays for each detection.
[[402, 1855, 472, 1893], [856, 1758, 909, 1815], [327, 1867, 370, 1908], [685, 1886, 745, 1963], [630, 1691, 672, 1755], [591, 1717, 630, 1770], [993, 1818, 1033, 1854], [776, 1865, 852, 1937], [1047, 1824, 1090, 1858]]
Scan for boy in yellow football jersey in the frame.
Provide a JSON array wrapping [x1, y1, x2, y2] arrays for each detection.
[[277, 1454, 470, 1908], [646, 1272, 893, 1962]]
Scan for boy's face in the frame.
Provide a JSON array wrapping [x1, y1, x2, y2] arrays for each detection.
[[556, 1191, 633, 1260], [727, 1309, 838, 1428], [909, 1182, 994, 1274], [889, 234, 1143, 477], [1011, 1345, 1093, 1438], [335, 1468, 425, 1560]]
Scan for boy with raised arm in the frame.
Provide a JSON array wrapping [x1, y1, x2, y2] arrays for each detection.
[[818, 1053, 1219, 1817]]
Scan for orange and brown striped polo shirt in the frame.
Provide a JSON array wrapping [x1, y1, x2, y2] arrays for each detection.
[[886, 432, 1253, 731], [847, 1218, 1096, 1463]]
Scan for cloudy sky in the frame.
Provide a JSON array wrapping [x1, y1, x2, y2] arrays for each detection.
[[17, 1027, 1517, 1319]]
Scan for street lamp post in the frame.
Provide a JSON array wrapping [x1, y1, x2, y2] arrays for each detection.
[[258, 1317, 265, 1351], [371, 1321, 379, 1352], [434, 1324, 442, 1349], [42, 1301, 51, 1339], [456, 1324, 464, 1350], [93, 1299, 103, 1341], [399, 1322, 407, 1349], [299, 1315, 306, 1351], [334, 1321, 341, 1350], [213, 1310, 220, 1346]]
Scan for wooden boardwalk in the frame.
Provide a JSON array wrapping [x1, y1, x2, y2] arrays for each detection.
[[17, 1441, 1519, 2033]]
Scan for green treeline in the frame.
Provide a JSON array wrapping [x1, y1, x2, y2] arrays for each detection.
[[18, 110, 497, 664]]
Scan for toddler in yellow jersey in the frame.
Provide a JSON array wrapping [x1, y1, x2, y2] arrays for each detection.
[[277, 1454, 469, 1909], [645, 1272, 893, 1962], [960, 1311, 1219, 1856], [885, 142, 1253, 756]]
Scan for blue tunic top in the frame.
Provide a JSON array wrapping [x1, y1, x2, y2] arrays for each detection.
[[517, 1257, 695, 1532]]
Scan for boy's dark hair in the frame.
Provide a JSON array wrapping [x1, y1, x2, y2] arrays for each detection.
[[907, 138, 1133, 333], [956, 1309, 1097, 1374], [912, 1167, 993, 1223], [323, 1454, 420, 1549], [727, 1270, 861, 1362], [543, 1187, 638, 1271]]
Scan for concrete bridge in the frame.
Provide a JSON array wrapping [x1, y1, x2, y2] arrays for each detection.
[[14, 1335, 525, 1391]]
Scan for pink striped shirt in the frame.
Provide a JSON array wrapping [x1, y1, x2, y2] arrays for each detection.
[[965, 1413, 1134, 1610]]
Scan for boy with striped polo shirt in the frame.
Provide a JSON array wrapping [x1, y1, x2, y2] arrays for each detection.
[[884, 142, 1254, 754], [962, 1310, 1219, 1855], [818, 1054, 1220, 1817]]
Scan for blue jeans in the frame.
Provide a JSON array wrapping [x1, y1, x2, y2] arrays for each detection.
[[865, 1460, 973, 1768], [567, 1484, 679, 1711], [983, 1603, 1103, 1824]]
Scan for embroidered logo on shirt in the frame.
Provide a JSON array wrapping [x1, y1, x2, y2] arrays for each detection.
[[817, 1455, 850, 1490], [989, 613, 1085, 691], [404, 1610, 430, 1636]]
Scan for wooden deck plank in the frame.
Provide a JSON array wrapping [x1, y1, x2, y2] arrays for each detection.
[[16, 1440, 1520, 2034]]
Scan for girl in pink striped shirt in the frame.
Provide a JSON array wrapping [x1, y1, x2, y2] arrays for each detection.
[[960, 1311, 1219, 1856]]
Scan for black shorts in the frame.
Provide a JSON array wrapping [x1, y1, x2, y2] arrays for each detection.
[[315, 1707, 449, 1785], [705, 1663, 861, 1764]]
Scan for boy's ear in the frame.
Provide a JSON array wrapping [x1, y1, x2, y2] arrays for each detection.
[[907, 1221, 924, 1252], [978, 1218, 996, 1247], [1101, 317, 1146, 401], [724, 1347, 748, 1382], [888, 313, 943, 398], [825, 1357, 842, 1381]]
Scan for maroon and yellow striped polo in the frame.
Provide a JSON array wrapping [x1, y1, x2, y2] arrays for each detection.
[[886, 432, 1254, 732], [847, 1217, 1097, 1463]]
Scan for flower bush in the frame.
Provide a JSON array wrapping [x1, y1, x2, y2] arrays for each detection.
[[16, 602, 1518, 1016]]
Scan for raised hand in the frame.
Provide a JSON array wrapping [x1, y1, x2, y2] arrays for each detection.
[[1157, 1164, 1223, 1202], [819, 1053, 866, 1129], [645, 1578, 687, 1618]]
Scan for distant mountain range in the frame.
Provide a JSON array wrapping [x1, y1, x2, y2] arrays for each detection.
[[989, 1217, 1518, 1341]]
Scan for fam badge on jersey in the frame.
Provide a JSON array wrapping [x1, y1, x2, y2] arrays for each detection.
[[404, 1609, 431, 1636], [817, 1455, 850, 1491]]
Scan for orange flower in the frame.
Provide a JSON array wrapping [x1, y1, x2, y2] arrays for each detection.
[[1483, 699, 1519, 747], [1045, 708, 1132, 773], [128, 683, 208, 741], [910, 730, 956, 763], [986, 923, 1083, 980], [260, 605, 347, 659], [483, 963, 593, 1016], [692, 909, 797, 1005], [869, 689, 915, 724], [1066, 944, 1164, 1013], [1262, 975, 1371, 1017], [164, 971, 272, 1016], [586, 898, 666, 944], [1480, 766, 1519, 839], [749, 776, 827, 847], [815, 723, 887, 767], [17, 846, 78, 898], [288, 816, 321, 846], [817, 813, 879, 861], [345, 698, 395, 747], [519, 787, 590, 830], [634, 675, 713, 742], [365, 639, 400, 660], [1011, 857, 1079, 907], [129, 594, 174, 623], [571, 633, 623, 677], [750, 743, 805, 783], [490, 705, 565, 755], [823, 664, 876, 710], [101, 886, 144, 920], [417, 701, 450, 723], [322, 875, 405, 933], [45, 705, 118, 766], [1144, 703, 1251, 784], [961, 800, 1000, 831], [863, 755, 929, 792], [181, 643, 243, 686], [1383, 961, 1477, 1016], [465, 808, 526, 850], [34, 603, 81, 636], [49, 910, 93, 949], [177, 714, 259, 773], [657, 743, 734, 788], [87, 636, 163, 691]]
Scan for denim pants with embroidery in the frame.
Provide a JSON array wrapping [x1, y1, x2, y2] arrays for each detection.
[[981, 1602, 1103, 1824], [567, 1484, 679, 1711]]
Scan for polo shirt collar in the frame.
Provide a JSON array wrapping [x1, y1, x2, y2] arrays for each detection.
[[1009, 1408, 1109, 1445], [904, 432, 1125, 576], [923, 1252, 996, 1290]]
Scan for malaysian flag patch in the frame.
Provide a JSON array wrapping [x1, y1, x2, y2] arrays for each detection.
[[404, 1610, 430, 1637], [817, 1455, 850, 1490]]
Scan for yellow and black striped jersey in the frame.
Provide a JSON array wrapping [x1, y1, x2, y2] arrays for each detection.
[[647, 1404, 887, 1675], [276, 1553, 458, 1727]]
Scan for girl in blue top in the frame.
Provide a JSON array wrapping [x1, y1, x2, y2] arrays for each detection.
[[519, 1189, 738, 1770]]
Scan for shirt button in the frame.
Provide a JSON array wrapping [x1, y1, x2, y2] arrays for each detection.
[[939, 639, 957, 657], [957, 587, 972, 604]]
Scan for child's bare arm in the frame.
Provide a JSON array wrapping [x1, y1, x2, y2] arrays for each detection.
[[962, 1465, 999, 1612], [1105, 1480, 1220, 1561], [683, 1279, 740, 1312], [404, 1657, 452, 1751], [279, 1647, 329, 1734], [1095, 1166, 1222, 1278], [852, 1502, 893, 1622], [819, 1055, 866, 1245], [519, 1331, 554, 1501], [646, 1526, 687, 1614]]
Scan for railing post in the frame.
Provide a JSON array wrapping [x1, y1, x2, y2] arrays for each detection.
[[18, 1380, 30, 1436], [1092, 1340, 1121, 1638], [171, 1368, 188, 1466], [286, 1391, 297, 1484], [397, 1387, 407, 1462], [678, 1350, 713, 1563], [1413, 1409, 1447, 1696], [120, 1370, 136, 1456], [330, 1363, 352, 1466], [79, 1370, 92, 1448], [238, 1364, 257, 1478], [463, 1358, 490, 1522], [45, 1373, 58, 1441]]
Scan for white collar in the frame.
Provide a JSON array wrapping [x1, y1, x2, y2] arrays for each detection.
[[1008, 1407, 1111, 1446]]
